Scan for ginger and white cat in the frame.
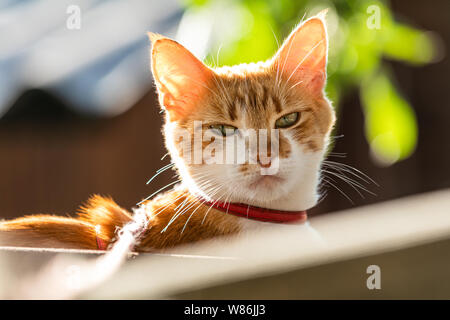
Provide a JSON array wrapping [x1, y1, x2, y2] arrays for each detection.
[[0, 12, 335, 251]]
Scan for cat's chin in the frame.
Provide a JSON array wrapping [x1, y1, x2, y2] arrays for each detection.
[[233, 170, 320, 211], [248, 175, 285, 190], [242, 190, 318, 212]]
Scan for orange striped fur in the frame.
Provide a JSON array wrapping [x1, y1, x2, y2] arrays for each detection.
[[0, 191, 241, 251]]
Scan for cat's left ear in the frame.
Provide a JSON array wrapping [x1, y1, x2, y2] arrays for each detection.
[[149, 33, 214, 121], [272, 10, 328, 96]]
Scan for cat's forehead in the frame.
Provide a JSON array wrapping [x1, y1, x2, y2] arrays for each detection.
[[206, 63, 297, 125]]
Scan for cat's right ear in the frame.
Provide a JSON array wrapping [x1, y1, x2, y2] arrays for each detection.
[[271, 11, 328, 97], [149, 33, 214, 121]]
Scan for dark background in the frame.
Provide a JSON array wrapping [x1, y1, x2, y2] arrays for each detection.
[[0, 0, 448, 220]]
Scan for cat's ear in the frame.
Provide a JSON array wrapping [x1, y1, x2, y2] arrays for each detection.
[[272, 10, 328, 96], [149, 33, 214, 120]]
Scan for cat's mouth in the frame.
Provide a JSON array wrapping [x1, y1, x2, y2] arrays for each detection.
[[248, 175, 284, 190]]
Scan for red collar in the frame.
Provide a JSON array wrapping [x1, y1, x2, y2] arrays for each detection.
[[201, 199, 307, 224], [96, 236, 107, 250]]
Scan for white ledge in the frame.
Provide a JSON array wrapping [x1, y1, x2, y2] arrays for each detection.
[[1, 188, 449, 299]]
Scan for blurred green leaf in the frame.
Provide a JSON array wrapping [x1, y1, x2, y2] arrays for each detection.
[[361, 71, 417, 165], [181, 0, 211, 7], [206, 1, 278, 66], [383, 24, 435, 64]]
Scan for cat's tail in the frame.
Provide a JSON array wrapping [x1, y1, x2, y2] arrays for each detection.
[[0, 195, 132, 250]]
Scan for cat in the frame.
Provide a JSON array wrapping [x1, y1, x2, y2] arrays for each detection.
[[0, 11, 335, 251]]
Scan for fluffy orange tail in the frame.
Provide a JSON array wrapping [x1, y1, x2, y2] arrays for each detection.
[[0, 190, 244, 251], [0, 195, 131, 250]]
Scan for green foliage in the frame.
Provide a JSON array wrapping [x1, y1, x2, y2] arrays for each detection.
[[180, 0, 436, 165], [361, 71, 418, 165]]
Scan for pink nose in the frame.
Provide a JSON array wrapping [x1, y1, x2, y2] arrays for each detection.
[[258, 159, 272, 168]]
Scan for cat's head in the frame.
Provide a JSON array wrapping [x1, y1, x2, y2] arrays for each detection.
[[149, 12, 335, 211]]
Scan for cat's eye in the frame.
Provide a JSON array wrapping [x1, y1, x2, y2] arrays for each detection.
[[209, 124, 238, 136], [275, 112, 299, 128]]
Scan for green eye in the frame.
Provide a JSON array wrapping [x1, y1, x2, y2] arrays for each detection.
[[275, 112, 299, 128], [210, 124, 238, 136]]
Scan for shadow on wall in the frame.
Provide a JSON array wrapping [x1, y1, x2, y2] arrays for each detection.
[[0, 89, 171, 219]]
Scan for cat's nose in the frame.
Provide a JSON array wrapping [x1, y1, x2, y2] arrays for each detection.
[[257, 158, 272, 168], [256, 150, 272, 168]]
